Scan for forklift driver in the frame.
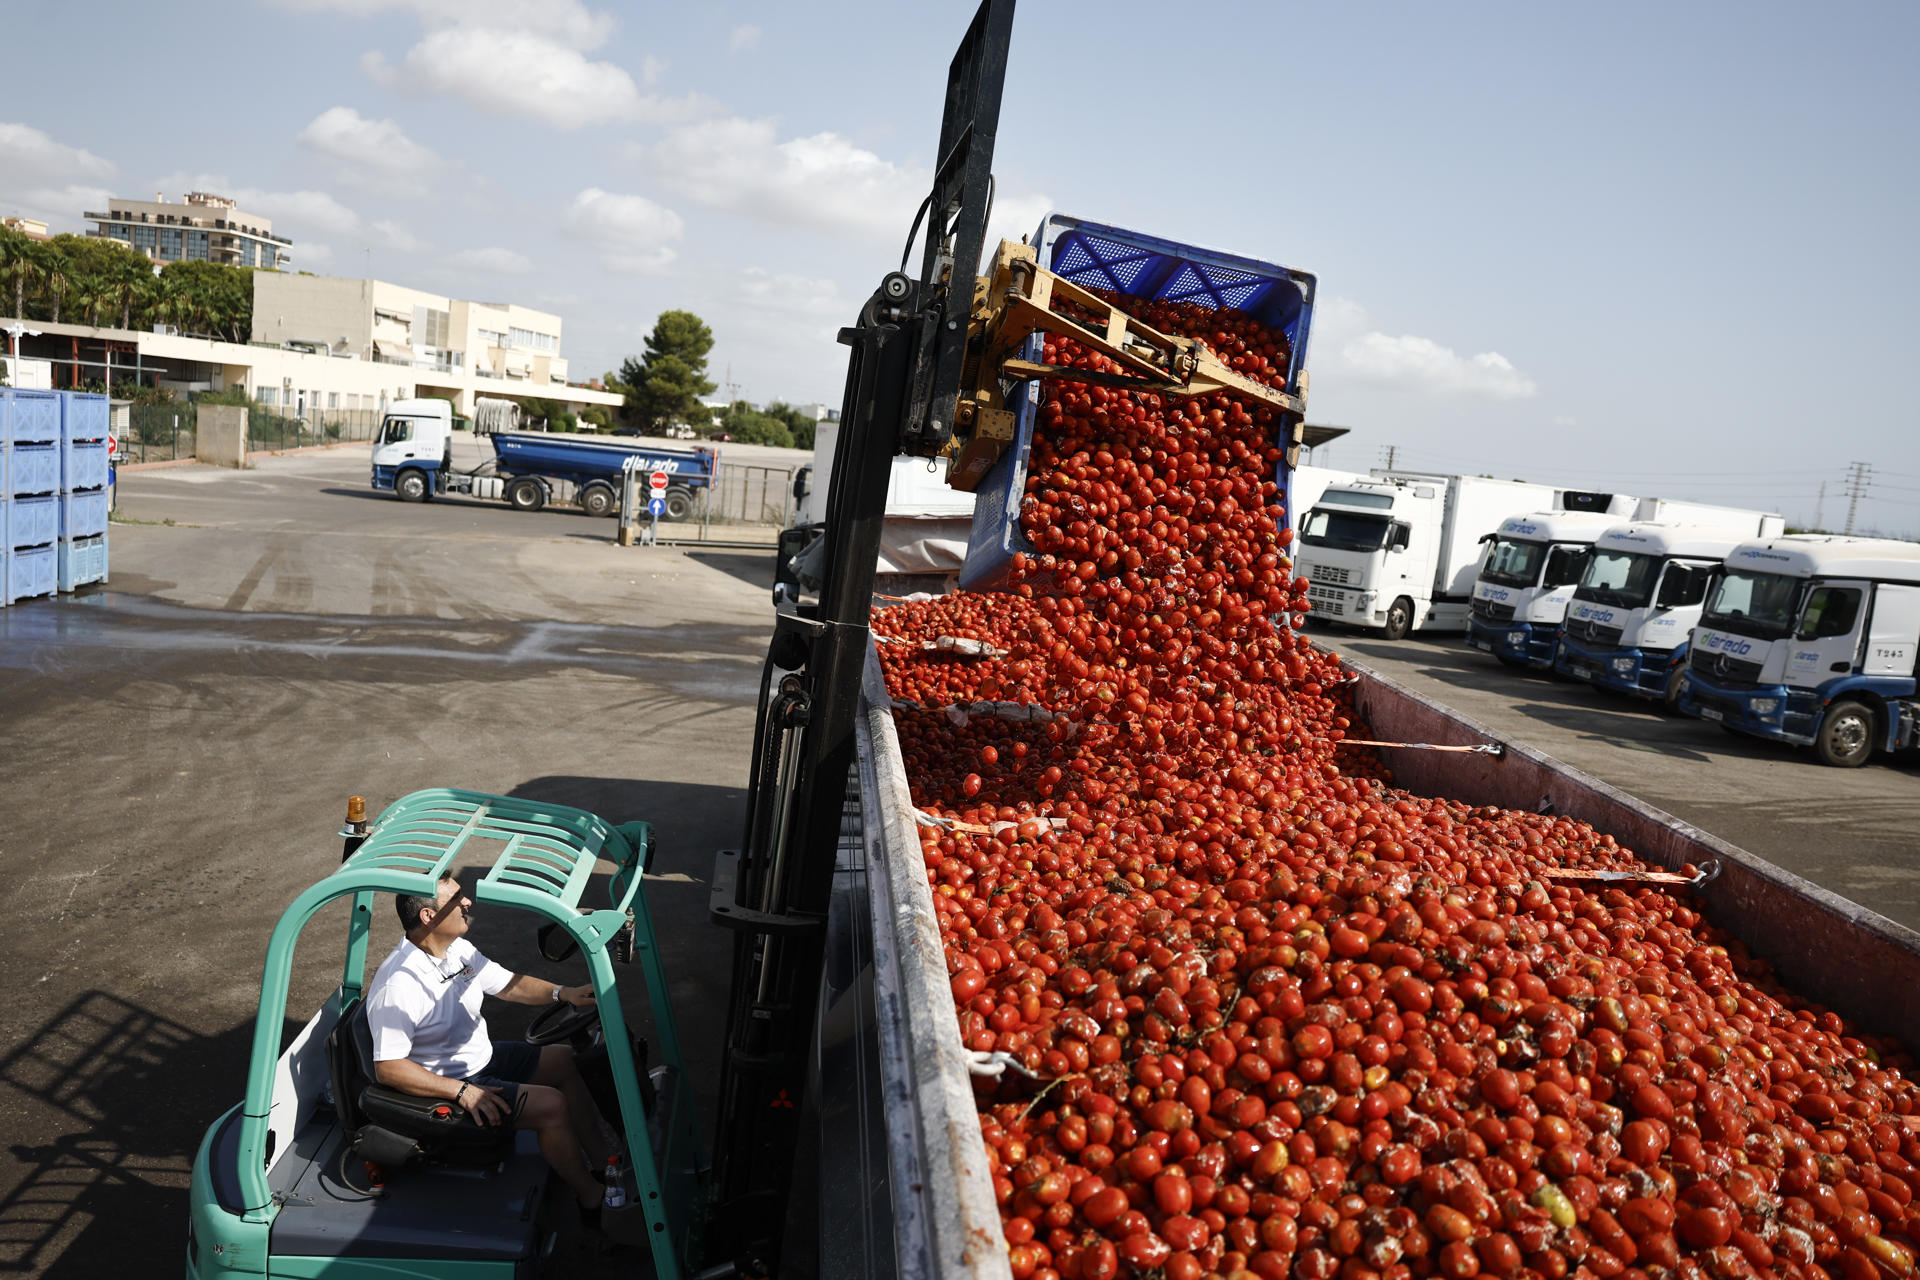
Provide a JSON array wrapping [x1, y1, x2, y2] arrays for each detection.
[[366, 873, 616, 1218]]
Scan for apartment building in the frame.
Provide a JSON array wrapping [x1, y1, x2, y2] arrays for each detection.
[[252, 274, 570, 407], [85, 192, 290, 268]]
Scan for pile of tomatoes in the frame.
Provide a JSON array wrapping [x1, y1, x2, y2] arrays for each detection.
[[878, 298, 1920, 1280]]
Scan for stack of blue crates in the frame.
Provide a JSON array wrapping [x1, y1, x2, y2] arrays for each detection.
[[58, 392, 111, 593], [0, 388, 109, 606]]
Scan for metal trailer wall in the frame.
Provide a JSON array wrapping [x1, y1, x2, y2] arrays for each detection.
[[1344, 656, 1920, 1051]]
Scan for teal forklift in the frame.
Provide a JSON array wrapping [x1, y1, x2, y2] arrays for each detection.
[[185, 790, 703, 1278]]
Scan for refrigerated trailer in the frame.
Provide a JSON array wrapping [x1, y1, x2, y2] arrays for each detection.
[[1296, 473, 1572, 639], [1680, 534, 1920, 766]]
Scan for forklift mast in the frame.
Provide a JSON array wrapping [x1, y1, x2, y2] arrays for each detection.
[[707, 0, 1017, 1267]]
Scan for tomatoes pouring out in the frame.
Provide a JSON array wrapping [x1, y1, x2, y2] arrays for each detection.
[[881, 292, 1920, 1279]]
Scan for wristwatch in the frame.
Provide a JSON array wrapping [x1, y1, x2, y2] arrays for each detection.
[[551, 983, 563, 1003]]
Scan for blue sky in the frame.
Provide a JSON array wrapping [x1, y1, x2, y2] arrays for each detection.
[[5, 1, 1915, 534]]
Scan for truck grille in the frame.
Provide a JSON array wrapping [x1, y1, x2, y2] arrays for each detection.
[[1471, 599, 1515, 623], [1308, 563, 1352, 586], [1305, 585, 1346, 617], [1690, 647, 1764, 688], [1564, 617, 1623, 647]]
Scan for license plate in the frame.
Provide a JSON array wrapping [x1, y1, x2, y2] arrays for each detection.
[[1699, 707, 1724, 722], [1472, 639, 1490, 651], [1572, 665, 1594, 680]]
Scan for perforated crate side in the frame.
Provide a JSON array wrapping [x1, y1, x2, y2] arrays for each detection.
[[9, 390, 61, 446], [7, 443, 61, 497], [9, 493, 58, 549], [60, 489, 109, 540], [57, 534, 109, 592], [5, 542, 56, 603], [62, 438, 110, 492], [63, 391, 110, 442]]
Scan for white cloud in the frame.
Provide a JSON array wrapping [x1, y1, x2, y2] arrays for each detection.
[[0, 122, 114, 183], [447, 246, 532, 275], [1313, 297, 1539, 401], [297, 107, 438, 194], [364, 28, 704, 131], [269, 0, 615, 50], [641, 116, 921, 241], [371, 219, 428, 253], [295, 242, 336, 270], [729, 24, 761, 52], [563, 188, 683, 274]]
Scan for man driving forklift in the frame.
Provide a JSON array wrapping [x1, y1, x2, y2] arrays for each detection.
[[367, 872, 617, 1220]]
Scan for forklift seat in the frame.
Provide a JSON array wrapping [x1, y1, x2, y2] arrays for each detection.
[[324, 998, 519, 1170]]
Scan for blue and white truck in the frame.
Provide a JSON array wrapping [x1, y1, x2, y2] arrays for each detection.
[[1553, 517, 1785, 706], [1679, 535, 1920, 766], [1465, 509, 1636, 666], [369, 397, 718, 519]]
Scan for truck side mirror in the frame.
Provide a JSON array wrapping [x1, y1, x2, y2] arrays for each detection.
[[793, 468, 811, 500], [1389, 524, 1410, 552]]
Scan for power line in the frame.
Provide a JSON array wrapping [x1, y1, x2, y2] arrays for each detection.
[[1844, 461, 1872, 535]]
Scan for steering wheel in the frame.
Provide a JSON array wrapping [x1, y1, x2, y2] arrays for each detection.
[[526, 997, 600, 1047]]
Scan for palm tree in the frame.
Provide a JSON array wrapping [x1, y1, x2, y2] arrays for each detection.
[[115, 259, 155, 329], [76, 280, 113, 328], [0, 229, 37, 318], [41, 248, 70, 324]]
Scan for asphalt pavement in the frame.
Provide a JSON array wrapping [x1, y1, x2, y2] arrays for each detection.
[[0, 444, 771, 1277], [1315, 621, 1920, 933]]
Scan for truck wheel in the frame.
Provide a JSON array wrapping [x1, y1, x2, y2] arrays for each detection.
[[1382, 597, 1414, 641], [506, 478, 546, 512], [1662, 666, 1690, 713], [1814, 700, 1875, 768], [395, 469, 429, 503], [664, 487, 695, 521], [579, 482, 616, 518]]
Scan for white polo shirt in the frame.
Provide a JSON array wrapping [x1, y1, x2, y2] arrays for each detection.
[[365, 936, 514, 1079]]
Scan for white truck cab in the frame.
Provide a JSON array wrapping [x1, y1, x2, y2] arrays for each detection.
[[1554, 519, 1782, 705], [1297, 473, 1569, 639], [1466, 510, 1630, 667], [1680, 535, 1920, 766], [370, 398, 455, 501]]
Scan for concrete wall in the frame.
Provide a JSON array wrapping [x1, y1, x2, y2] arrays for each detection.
[[196, 405, 248, 468], [1343, 656, 1920, 1050], [252, 275, 372, 354]]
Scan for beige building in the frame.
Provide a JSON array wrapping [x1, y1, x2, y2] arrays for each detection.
[[252, 275, 575, 413], [85, 191, 290, 269]]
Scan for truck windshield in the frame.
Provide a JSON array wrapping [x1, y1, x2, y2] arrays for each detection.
[[1300, 509, 1390, 552], [378, 417, 413, 445], [1701, 569, 1802, 640], [1479, 537, 1546, 588], [1577, 550, 1661, 607]]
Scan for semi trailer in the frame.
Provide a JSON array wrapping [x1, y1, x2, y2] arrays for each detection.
[[1553, 519, 1782, 704], [1679, 534, 1920, 766], [188, 7, 1920, 1279], [369, 399, 717, 519]]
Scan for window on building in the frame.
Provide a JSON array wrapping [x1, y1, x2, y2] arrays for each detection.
[[328, 392, 339, 409], [419, 309, 450, 349], [259, 387, 278, 406], [479, 328, 508, 349], [133, 225, 157, 250], [507, 327, 557, 353], [187, 230, 209, 262]]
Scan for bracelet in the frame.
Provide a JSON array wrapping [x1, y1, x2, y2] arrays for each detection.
[[455, 1083, 470, 1107], [551, 983, 563, 1003]]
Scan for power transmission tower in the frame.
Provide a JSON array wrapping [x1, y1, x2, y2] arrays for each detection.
[[1843, 462, 1871, 535], [1378, 445, 1397, 471], [1813, 481, 1825, 531]]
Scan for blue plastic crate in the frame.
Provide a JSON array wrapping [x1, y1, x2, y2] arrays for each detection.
[[9, 493, 58, 548], [61, 489, 109, 539], [7, 442, 60, 496], [63, 391, 109, 441], [9, 389, 61, 446], [57, 534, 108, 592], [0, 388, 8, 444], [62, 438, 109, 492], [959, 212, 1317, 591], [5, 541, 55, 603]]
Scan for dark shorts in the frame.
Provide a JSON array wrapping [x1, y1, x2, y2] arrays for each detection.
[[465, 1039, 544, 1107]]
